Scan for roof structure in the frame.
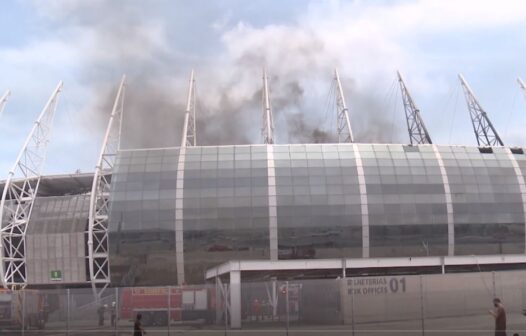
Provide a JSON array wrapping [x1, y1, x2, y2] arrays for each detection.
[[0, 173, 94, 198]]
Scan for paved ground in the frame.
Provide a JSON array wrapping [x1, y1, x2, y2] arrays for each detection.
[[2, 313, 526, 335]]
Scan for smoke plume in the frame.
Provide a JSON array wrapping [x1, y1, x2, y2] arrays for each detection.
[[34, 0, 405, 148]]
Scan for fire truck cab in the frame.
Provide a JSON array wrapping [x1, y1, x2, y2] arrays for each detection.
[[0, 289, 46, 329]]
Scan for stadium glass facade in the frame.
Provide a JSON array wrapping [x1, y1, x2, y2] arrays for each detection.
[[103, 143, 526, 286]]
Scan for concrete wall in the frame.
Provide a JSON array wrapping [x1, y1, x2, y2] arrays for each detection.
[[340, 270, 526, 324]]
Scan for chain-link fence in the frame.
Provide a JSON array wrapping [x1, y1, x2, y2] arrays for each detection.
[[2, 270, 526, 335]]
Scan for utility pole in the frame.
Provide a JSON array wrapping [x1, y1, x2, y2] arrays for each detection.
[[334, 69, 354, 143], [181, 70, 196, 147], [397, 71, 432, 145], [262, 68, 275, 144], [458, 74, 504, 146]]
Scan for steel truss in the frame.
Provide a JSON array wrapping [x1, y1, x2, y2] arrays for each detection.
[[181, 70, 196, 147], [261, 69, 275, 144], [518, 77, 526, 99], [0, 82, 63, 289], [334, 69, 354, 143], [0, 90, 10, 119], [88, 76, 126, 297], [459, 74, 504, 147], [397, 71, 432, 145]]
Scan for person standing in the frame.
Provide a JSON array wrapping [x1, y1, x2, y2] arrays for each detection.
[[110, 302, 117, 327], [97, 305, 106, 327], [489, 298, 507, 336], [134, 313, 146, 336], [252, 298, 261, 321]]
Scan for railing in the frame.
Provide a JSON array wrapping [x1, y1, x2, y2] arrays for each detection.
[[3, 269, 526, 335]]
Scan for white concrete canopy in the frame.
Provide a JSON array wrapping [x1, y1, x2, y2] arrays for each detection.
[[206, 254, 526, 281], [206, 254, 526, 329]]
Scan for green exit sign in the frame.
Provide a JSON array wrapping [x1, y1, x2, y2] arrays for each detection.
[[50, 270, 62, 281]]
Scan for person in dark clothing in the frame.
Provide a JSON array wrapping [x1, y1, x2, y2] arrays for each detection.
[[489, 298, 507, 336], [134, 313, 146, 336], [110, 302, 117, 327], [97, 305, 106, 327]]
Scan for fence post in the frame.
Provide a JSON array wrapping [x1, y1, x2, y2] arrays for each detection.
[[67, 288, 71, 336], [420, 275, 425, 336], [21, 290, 25, 336], [272, 278, 277, 321], [492, 271, 497, 299], [285, 281, 289, 336], [350, 277, 355, 336], [224, 283, 228, 336], [115, 287, 119, 336], [167, 286, 171, 336]]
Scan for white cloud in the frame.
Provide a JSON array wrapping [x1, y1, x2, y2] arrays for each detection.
[[217, 0, 526, 144]]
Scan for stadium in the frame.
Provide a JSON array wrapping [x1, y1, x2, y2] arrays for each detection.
[[2, 70, 526, 330]]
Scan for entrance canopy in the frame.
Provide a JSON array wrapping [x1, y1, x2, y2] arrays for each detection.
[[206, 254, 526, 329], [206, 254, 526, 282]]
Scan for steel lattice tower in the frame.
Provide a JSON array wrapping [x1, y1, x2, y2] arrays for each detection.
[[261, 69, 275, 144], [88, 76, 126, 299], [0, 82, 62, 289], [459, 74, 504, 147], [334, 69, 354, 143], [181, 70, 196, 147], [397, 71, 432, 145], [518, 77, 526, 99], [0, 91, 10, 119]]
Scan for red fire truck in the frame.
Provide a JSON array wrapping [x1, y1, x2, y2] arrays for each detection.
[[120, 286, 215, 326], [0, 289, 47, 329]]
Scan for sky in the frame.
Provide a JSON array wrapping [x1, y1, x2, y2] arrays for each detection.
[[1, 0, 526, 175]]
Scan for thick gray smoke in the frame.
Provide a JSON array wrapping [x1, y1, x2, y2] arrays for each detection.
[[36, 1, 404, 148], [271, 80, 336, 143], [345, 81, 404, 144]]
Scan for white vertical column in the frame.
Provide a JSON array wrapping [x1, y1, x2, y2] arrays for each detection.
[[215, 277, 223, 324], [175, 147, 186, 284], [230, 270, 241, 328], [352, 144, 369, 258], [505, 148, 526, 254], [432, 145, 455, 256], [267, 145, 278, 260]]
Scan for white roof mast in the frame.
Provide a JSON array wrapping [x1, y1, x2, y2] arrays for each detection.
[[181, 70, 196, 147], [261, 68, 275, 144], [334, 69, 354, 143]]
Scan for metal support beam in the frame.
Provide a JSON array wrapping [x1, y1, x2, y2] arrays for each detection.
[[0, 90, 10, 119], [175, 147, 186, 285], [261, 69, 275, 144], [175, 71, 198, 284], [432, 145, 454, 256], [397, 71, 432, 145], [334, 69, 354, 143], [0, 82, 63, 289], [180, 70, 196, 147], [353, 144, 369, 258], [88, 76, 126, 298], [267, 146, 278, 260], [459, 74, 504, 146]]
